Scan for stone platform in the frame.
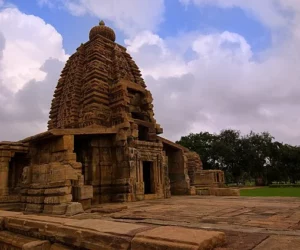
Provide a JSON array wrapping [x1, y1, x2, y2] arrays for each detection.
[[2, 195, 300, 249], [82, 196, 300, 250], [0, 209, 225, 249]]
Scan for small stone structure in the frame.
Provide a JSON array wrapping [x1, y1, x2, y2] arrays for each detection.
[[0, 21, 224, 214]]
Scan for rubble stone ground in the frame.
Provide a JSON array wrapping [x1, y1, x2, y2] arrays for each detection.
[[72, 195, 300, 250]]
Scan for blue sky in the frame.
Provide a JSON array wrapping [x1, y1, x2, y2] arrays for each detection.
[[1, 0, 300, 145], [8, 0, 271, 54]]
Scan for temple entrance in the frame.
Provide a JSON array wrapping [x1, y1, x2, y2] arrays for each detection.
[[74, 135, 91, 185], [8, 153, 29, 194], [143, 161, 154, 194], [162, 141, 189, 195]]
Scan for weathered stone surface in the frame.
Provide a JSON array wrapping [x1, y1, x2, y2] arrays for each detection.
[[50, 243, 73, 250], [65, 202, 84, 216], [197, 188, 240, 196], [209, 187, 240, 196], [0, 210, 228, 250], [43, 204, 68, 215], [131, 226, 226, 250], [0, 231, 51, 250], [253, 236, 300, 250], [91, 204, 128, 214], [72, 185, 93, 200], [44, 186, 72, 196], [44, 194, 72, 204]]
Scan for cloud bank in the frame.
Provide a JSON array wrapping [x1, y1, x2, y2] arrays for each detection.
[[0, 7, 66, 140], [1, 0, 300, 146]]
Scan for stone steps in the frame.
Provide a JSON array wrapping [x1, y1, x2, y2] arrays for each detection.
[[0, 210, 226, 250]]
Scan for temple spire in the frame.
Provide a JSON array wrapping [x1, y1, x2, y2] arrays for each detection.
[[89, 20, 116, 41]]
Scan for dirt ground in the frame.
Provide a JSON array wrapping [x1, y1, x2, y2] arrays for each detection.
[[73, 196, 300, 250]]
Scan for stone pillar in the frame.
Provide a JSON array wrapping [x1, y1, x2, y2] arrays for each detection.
[[0, 155, 10, 196]]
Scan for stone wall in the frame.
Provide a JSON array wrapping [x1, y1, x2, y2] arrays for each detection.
[[111, 140, 169, 202], [185, 151, 203, 186], [133, 141, 167, 201], [167, 149, 190, 195], [0, 142, 28, 203], [20, 135, 91, 215], [194, 170, 225, 188]]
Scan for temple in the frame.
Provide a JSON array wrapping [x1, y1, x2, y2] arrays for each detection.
[[0, 21, 224, 214]]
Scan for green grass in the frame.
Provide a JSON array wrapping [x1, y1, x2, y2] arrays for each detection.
[[240, 187, 300, 197]]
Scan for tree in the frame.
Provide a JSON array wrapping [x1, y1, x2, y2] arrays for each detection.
[[177, 129, 300, 185], [176, 132, 218, 170]]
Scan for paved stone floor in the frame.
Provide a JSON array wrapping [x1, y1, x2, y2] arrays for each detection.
[[74, 196, 300, 249]]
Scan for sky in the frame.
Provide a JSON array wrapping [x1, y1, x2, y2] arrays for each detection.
[[0, 0, 300, 144]]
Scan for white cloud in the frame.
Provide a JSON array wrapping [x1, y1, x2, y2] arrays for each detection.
[[125, 31, 188, 79], [2, 0, 300, 147], [0, 7, 68, 140], [39, 0, 165, 36], [179, 0, 293, 30], [0, 8, 68, 92], [127, 18, 300, 145]]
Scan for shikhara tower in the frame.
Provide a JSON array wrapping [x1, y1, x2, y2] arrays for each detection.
[[48, 20, 162, 138]]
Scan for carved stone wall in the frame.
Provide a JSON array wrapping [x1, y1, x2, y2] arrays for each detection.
[[185, 151, 203, 186], [0, 142, 28, 201], [48, 21, 162, 137], [132, 141, 167, 201], [20, 135, 91, 214]]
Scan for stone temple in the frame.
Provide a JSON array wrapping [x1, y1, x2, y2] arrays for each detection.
[[0, 21, 224, 214]]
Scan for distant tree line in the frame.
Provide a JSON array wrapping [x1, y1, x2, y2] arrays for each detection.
[[177, 130, 300, 185]]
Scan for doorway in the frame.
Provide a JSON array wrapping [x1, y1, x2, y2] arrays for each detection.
[[143, 161, 154, 194], [8, 153, 29, 194]]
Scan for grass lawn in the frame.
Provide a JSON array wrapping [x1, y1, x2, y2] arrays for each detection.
[[240, 187, 300, 197]]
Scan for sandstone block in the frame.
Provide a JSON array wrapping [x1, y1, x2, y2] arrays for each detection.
[[79, 198, 91, 210], [209, 188, 240, 196], [43, 204, 67, 215], [53, 135, 74, 152], [28, 189, 44, 196], [0, 231, 51, 250], [73, 185, 93, 200], [0, 151, 12, 157], [25, 203, 43, 213], [44, 194, 72, 204], [65, 202, 84, 216], [68, 161, 82, 169], [131, 226, 226, 250], [26, 196, 45, 204], [21, 196, 27, 202], [189, 186, 196, 195], [254, 236, 300, 250], [63, 152, 77, 161], [50, 243, 73, 250], [44, 186, 72, 196]]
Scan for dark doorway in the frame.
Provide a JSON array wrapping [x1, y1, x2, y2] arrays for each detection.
[[143, 161, 154, 194], [74, 135, 91, 185], [8, 153, 29, 194], [138, 125, 149, 141]]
